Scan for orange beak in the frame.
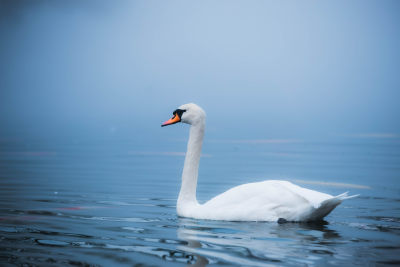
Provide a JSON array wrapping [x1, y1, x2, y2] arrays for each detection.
[[161, 114, 181, 127]]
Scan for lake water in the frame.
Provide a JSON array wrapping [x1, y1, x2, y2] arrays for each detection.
[[0, 136, 399, 266]]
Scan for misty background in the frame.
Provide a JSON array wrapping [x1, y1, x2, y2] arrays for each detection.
[[1, 0, 399, 143]]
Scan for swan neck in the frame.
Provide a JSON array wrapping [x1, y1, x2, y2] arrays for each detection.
[[178, 121, 204, 205]]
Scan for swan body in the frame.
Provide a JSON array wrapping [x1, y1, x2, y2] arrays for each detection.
[[161, 103, 356, 222]]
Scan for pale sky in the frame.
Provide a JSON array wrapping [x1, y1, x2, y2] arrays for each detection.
[[1, 0, 399, 141]]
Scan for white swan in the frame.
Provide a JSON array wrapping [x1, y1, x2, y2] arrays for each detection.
[[161, 103, 357, 222]]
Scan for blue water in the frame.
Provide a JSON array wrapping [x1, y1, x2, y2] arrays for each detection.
[[0, 137, 399, 266]]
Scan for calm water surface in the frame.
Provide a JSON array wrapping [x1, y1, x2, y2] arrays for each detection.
[[0, 137, 399, 266]]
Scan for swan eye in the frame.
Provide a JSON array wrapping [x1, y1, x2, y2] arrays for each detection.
[[173, 109, 186, 118]]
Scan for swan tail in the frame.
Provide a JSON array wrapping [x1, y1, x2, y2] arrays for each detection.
[[306, 192, 359, 221], [335, 191, 360, 200]]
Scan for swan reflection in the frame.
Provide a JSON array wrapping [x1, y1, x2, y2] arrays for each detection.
[[177, 219, 209, 267], [177, 218, 341, 266]]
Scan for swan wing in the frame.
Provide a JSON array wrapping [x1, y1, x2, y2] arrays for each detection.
[[198, 180, 335, 221]]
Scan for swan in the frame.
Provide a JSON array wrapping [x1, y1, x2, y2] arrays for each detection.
[[161, 103, 357, 222]]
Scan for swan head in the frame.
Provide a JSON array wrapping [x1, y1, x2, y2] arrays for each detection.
[[161, 103, 206, 127]]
